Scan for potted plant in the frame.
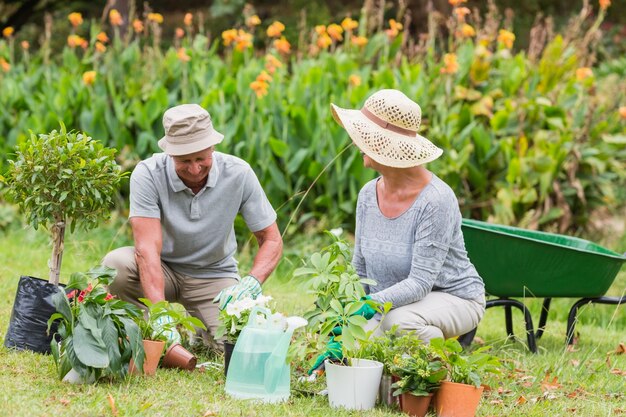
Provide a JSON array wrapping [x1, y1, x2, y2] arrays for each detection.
[[429, 338, 501, 417], [3, 125, 125, 353], [47, 266, 144, 383], [131, 298, 206, 375], [388, 340, 448, 417], [215, 294, 276, 375], [295, 233, 391, 410]]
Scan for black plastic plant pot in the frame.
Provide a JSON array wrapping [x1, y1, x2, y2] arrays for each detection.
[[4, 276, 65, 354], [223, 341, 235, 376]]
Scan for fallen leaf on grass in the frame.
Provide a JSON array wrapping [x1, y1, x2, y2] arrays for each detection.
[[107, 393, 118, 416], [613, 408, 625, 414], [570, 359, 580, 367], [540, 373, 562, 392], [489, 399, 504, 405], [516, 395, 527, 405], [566, 388, 590, 398], [497, 387, 512, 394], [567, 408, 578, 413], [566, 344, 579, 352], [609, 368, 626, 376], [615, 343, 626, 355], [59, 398, 70, 406], [203, 411, 217, 417]]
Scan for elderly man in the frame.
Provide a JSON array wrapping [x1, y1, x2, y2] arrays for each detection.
[[103, 104, 282, 348]]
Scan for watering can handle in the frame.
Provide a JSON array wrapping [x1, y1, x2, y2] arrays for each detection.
[[245, 306, 272, 327]]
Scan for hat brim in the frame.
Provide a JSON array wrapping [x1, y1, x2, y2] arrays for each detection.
[[158, 129, 224, 156], [331, 103, 443, 168]]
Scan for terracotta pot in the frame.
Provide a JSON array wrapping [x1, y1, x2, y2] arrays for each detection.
[[223, 340, 235, 376], [400, 392, 434, 417], [129, 339, 165, 376], [432, 381, 484, 417], [162, 343, 197, 370]]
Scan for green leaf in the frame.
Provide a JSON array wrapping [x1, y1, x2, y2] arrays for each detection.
[[72, 324, 109, 368]]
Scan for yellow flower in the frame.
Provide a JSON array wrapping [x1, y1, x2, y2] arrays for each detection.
[[449, 0, 468, 6], [177, 47, 190, 62], [175, 28, 185, 39], [95, 41, 106, 53], [341, 18, 358, 32], [315, 25, 326, 35], [246, 15, 261, 27], [21, 40, 30, 50], [619, 106, 626, 119], [109, 9, 123, 26], [147, 13, 163, 24], [440, 53, 459, 74], [267, 21, 285, 38], [2, 27, 14, 38], [0, 58, 10, 72], [256, 70, 272, 83], [68, 12, 83, 27], [576, 67, 593, 81], [497, 29, 515, 49], [327, 24, 343, 41], [184, 13, 193, 26], [250, 80, 269, 98], [222, 29, 238, 46], [460, 24, 476, 37], [349, 74, 361, 87], [82, 70, 96, 85], [96, 31, 109, 43], [273, 37, 291, 54], [454, 7, 471, 22], [599, 0, 611, 10], [317, 33, 332, 49], [234, 30, 253, 51], [351, 35, 368, 47], [133, 19, 144, 33]]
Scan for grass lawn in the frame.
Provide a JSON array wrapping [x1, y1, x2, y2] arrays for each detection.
[[0, 215, 625, 416]]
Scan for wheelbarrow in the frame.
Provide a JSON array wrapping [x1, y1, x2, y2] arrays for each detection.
[[459, 219, 626, 353]]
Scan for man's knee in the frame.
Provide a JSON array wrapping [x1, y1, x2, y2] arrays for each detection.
[[102, 246, 137, 294]]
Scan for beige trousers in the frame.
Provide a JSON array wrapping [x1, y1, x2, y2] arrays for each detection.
[[102, 246, 238, 349], [366, 291, 485, 342]]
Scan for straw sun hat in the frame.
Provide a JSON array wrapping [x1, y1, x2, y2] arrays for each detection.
[[331, 89, 443, 168]]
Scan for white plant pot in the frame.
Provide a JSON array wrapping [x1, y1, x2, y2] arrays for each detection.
[[325, 358, 383, 410], [62, 368, 95, 384]]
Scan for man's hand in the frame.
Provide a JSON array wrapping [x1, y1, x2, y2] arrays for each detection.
[[307, 335, 343, 375], [213, 275, 262, 310], [154, 315, 181, 347]]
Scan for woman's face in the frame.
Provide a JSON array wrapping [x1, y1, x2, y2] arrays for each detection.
[[353, 142, 377, 169]]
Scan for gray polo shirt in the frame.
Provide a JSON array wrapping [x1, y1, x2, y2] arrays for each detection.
[[129, 152, 277, 278]]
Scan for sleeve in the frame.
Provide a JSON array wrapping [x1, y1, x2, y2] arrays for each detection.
[[129, 163, 161, 219], [239, 167, 277, 232], [370, 198, 456, 308], [351, 197, 367, 279]]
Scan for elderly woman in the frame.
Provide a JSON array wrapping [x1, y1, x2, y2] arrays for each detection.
[[331, 89, 485, 342]]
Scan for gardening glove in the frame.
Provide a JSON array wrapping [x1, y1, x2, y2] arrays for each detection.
[[154, 315, 181, 347], [307, 336, 343, 375], [352, 295, 377, 320], [213, 275, 262, 310]]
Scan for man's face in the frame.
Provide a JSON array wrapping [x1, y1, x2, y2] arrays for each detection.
[[172, 146, 214, 186]]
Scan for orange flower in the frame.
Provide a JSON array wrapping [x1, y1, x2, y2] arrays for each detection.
[[327, 24, 343, 41], [440, 53, 459, 74], [96, 31, 109, 43], [386, 19, 403, 39], [2, 27, 14, 38], [246, 15, 261, 27], [68, 12, 83, 27], [222, 29, 238, 46], [175, 28, 185, 39], [460, 24, 476, 37], [619, 106, 626, 119], [351, 35, 368, 47], [256, 70, 272, 83], [109, 9, 123, 26], [234, 30, 253, 51], [576, 67, 593, 81], [315, 25, 326, 35], [349, 74, 361, 87], [21, 40, 30, 50], [341, 17, 358, 32], [82, 70, 96, 85], [265, 54, 282, 74], [0, 58, 10, 72], [133, 19, 144, 33], [449, 0, 468, 6], [599, 0, 611, 10], [177, 47, 190, 62], [317, 33, 332, 49], [454, 7, 471, 21], [273, 37, 291, 54], [184, 13, 193, 26], [147, 13, 163, 24], [497, 29, 515, 49], [250, 80, 269, 98], [67, 35, 87, 48], [95, 41, 106, 53], [267, 21, 285, 38]]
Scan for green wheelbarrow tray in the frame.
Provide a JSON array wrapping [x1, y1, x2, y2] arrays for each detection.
[[460, 219, 626, 352]]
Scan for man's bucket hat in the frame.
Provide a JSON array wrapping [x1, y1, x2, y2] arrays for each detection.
[[158, 104, 224, 156]]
